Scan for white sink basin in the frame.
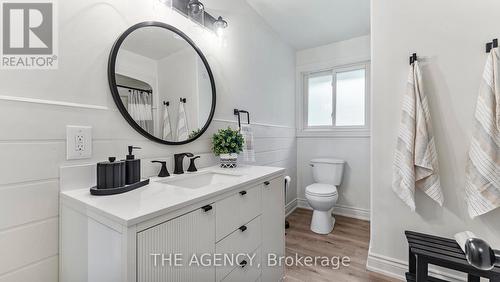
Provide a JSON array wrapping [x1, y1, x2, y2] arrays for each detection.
[[158, 172, 242, 189]]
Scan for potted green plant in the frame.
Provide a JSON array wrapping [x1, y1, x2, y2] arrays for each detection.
[[212, 127, 244, 168]]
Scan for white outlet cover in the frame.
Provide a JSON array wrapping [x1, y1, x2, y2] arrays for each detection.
[[66, 125, 92, 160]]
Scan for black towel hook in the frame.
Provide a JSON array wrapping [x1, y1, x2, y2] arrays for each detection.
[[180, 98, 187, 103], [409, 53, 417, 65], [486, 38, 498, 53], [163, 101, 169, 106]]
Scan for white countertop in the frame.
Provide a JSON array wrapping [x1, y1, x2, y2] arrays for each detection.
[[60, 165, 285, 227]]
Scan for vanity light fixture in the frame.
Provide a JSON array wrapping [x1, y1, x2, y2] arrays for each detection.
[[187, 0, 204, 25], [187, 0, 204, 16], [214, 16, 228, 37], [162, 0, 228, 36]]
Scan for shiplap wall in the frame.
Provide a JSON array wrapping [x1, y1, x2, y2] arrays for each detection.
[[0, 0, 296, 280]]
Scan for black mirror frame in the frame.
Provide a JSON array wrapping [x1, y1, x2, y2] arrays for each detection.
[[107, 21, 216, 145]]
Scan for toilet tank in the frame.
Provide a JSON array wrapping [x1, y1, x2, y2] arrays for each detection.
[[310, 158, 345, 186]]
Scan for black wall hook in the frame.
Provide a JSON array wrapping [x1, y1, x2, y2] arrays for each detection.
[[234, 109, 250, 129], [180, 98, 187, 103], [409, 53, 417, 65], [163, 101, 169, 106], [486, 38, 498, 53]]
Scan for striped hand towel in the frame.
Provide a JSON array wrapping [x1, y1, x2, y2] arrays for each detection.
[[392, 61, 444, 211], [465, 47, 500, 218], [240, 124, 256, 162], [176, 101, 189, 141], [162, 104, 172, 140]]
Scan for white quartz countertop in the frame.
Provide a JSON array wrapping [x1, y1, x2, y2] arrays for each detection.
[[60, 165, 285, 227]]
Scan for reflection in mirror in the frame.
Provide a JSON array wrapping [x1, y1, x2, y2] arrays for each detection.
[[114, 25, 213, 143], [116, 74, 154, 135]]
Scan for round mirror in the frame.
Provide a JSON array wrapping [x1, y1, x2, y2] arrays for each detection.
[[108, 22, 216, 145]]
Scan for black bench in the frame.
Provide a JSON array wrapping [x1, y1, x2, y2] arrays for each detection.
[[405, 230, 500, 282]]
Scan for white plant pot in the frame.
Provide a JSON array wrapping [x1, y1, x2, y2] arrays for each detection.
[[220, 153, 238, 168]]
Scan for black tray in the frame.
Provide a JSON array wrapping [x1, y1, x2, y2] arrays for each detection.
[[90, 179, 150, 196]]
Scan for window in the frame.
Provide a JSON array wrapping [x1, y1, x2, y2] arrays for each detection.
[[307, 72, 333, 126], [335, 69, 366, 126], [303, 65, 367, 131]]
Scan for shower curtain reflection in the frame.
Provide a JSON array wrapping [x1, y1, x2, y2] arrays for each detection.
[[127, 89, 154, 135]]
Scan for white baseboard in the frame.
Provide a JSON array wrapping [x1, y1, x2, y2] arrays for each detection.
[[296, 198, 370, 221], [366, 252, 466, 282], [332, 204, 370, 221], [285, 199, 298, 217], [365, 252, 407, 280], [296, 199, 308, 209]]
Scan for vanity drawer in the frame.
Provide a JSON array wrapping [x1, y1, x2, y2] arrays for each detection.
[[216, 184, 262, 241], [216, 216, 261, 281], [137, 205, 215, 282], [222, 247, 261, 282]]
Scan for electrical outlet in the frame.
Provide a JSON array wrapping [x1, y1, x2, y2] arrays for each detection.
[[75, 135, 85, 151], [66, 125, 92, 160]]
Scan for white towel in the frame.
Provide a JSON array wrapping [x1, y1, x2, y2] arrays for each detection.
[[465, 47, 500, 218], [176, 101, 189, 141], [392, 61, 444, 211], [162, 104, 172, 140], [240, 124, 255, 162]]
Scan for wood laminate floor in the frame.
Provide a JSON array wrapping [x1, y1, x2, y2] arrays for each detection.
[[284, 208, 399, 282]]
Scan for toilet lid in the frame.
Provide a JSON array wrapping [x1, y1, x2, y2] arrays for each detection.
[[306, 183, 338, 197]]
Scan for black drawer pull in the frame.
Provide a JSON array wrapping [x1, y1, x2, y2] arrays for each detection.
[[201, 205, 212, 212], [239, 225, 247, 232], [264, 181, 270, 186], [239, 190, 247, 196], [239, 260, 247, 268]]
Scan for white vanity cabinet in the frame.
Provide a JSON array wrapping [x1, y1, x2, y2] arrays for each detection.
[[262, 179, 286, 282], [136, 205, 216, 282], [60, 165, 285, 282]]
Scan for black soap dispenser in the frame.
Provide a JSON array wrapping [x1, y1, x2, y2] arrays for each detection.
[[125, 146, 141, 185]]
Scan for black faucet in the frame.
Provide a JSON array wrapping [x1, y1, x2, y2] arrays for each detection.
[[187, 156, 201, 172], [151, 161, 170, 177], [174, 152, 194, 174]]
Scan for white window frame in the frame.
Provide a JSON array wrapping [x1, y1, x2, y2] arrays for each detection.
[[296, 61, 370, 138]]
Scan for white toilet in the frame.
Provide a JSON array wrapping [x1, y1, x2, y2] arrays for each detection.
[[305, 158, 345, 234]]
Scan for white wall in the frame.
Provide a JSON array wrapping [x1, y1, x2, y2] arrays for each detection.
[[369, 0, 500, 279], [116, 49, 158, 90], [158, 48, 199, 139], [297, 35, 371, 69], [295, 36, 371, 219], [0, 0, 296, 280]]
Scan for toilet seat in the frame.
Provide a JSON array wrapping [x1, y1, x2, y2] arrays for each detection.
[[305, 183, 338, 197]]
